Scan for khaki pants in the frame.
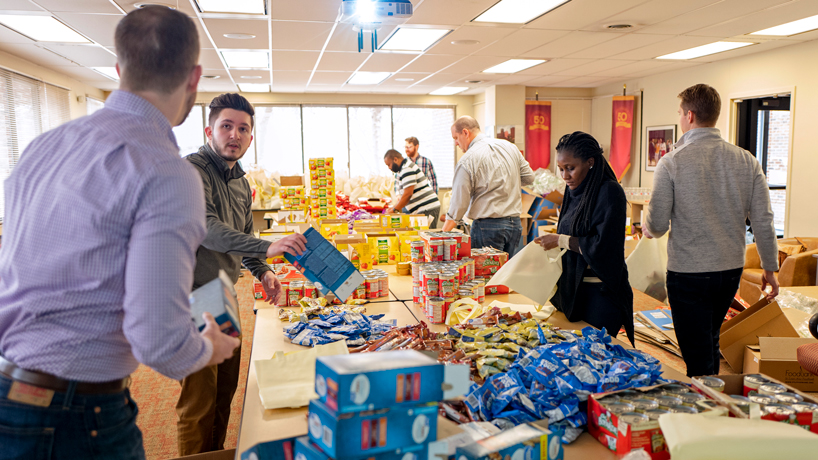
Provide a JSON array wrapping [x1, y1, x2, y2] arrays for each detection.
[[175, 338, 242, 456]]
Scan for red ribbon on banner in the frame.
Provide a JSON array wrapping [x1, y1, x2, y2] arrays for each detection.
[[610, 96, 635, 180], [525, 101, 551, 170]]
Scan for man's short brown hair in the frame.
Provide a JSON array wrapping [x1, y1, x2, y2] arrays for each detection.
[[208, 93, 255, 128], [384, 149, 403, 161], [452, 116, 480, 133], [115, 6, 199, 94], [678, 84, 721, 127], [405, 137, 419, 146]]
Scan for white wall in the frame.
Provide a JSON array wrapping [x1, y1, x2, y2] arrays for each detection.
[[593, 39, 818, 237], [523, 87, 593, 172]]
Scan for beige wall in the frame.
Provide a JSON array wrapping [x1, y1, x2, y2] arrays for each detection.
[[592, 39, 818, 237], [0, 50, 106, 119]]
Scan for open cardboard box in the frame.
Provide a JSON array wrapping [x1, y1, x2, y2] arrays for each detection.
[[743, 336, 818, 391], [280, 175, 304, 187], [719, 298, 802, 373]]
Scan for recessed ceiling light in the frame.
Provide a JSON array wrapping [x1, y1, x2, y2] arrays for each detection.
[[0, 14, 90, 43], [347, 71, 391, 85], [656, 41, 754, 60], [451, 40, 480, 46], [394, 78, 415, 82], [92, 67, 119, 81], [240, 75, 263, 79], [380, 28, 452, 52], [221, 50, 269, 69], [195, 0, 266, 14], [751, 14, 818, 36], [133, 2, 176, 8], [201, 75, 220, 79], [483, 59, 546, 73], [473, 0, 571, 24], [430, 87, 468, 96], [238, 83, 270, 92], [223, 33, 256, 39]]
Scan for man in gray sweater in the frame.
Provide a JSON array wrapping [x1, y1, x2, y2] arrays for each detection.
[[644, 84, 778, 377]]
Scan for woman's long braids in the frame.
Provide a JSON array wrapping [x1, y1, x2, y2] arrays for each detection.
[[556, 131, 618, 237]]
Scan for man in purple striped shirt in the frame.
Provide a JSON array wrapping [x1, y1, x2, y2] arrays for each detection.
[[0, 7, 239, 460]]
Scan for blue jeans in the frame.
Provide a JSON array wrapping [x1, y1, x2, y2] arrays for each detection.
[[0, 374, 145, 460], [471, 217, 523, 258]]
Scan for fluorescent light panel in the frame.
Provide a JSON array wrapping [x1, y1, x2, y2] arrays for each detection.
[[238, 83, 269, 92], [751, 14, 818, 36], [347, 71, 391, 85], [657, 41, 753, 60], [0, 14, 89, 43], [483, 59, 545, 73], [473, 0, 571, 24], [380, 28, 451, 52], [430, 87, 468, 96], [196, 0, 265, 14], [92, 67, 119, 81], [221, 50, 269, 69]]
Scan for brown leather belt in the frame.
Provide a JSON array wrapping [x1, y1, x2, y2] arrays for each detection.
[[0, 355, 129, 395]]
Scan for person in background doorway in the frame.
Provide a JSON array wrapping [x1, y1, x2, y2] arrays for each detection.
[[405, 136, 438, 194], [176, 93, 307, 455], [442, 116, 534, 257], [535, 132, 634, 344], [0, 7, 240, 459], [644, 83, 779, 377], [384, 149, 441, 228]]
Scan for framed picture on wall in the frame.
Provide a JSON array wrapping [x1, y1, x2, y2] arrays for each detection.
[[645, 125, 677, 171]]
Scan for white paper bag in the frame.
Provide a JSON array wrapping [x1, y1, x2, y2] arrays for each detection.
[[487, 243, 566, 305], [626, 234, 669, 302]]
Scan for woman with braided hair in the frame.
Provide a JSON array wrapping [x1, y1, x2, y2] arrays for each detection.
[[534, 131, 635, 345]]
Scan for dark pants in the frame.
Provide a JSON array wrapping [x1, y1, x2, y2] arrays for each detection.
[[471, 217, 523, 258], [576, 282, 624, 337], [176, 339, 242, 456], [0, 373, 145, 460], [667, 267, 743, 377]]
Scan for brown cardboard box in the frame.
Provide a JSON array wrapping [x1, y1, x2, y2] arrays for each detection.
[[544, 190, 563, 206], [743, 337, 818, 391], [719, 299, 801, 372], [280, 175, 304, 187]]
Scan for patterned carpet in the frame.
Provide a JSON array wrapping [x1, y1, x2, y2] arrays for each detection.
[[129, 272, 256, 460]]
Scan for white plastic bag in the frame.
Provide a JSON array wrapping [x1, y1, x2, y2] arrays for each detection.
[[626, 234, 669, 302], [487, 243, 566, 305]]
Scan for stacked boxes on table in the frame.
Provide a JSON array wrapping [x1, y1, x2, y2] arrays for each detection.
[[298, 350, 470, 460], [471, 248, 510, 295], [280, 184, 308, 221], [419, 232, 471, 262], [309, 158, 337, 219]]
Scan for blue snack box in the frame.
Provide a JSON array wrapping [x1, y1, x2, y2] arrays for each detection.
[[308, 399, 438, 459], [455, 423, 564, 460], [189, 270, 241, 337], [315, 350, 470, 413], [285, 227, 364, 301], [294, 436, 430, 460]]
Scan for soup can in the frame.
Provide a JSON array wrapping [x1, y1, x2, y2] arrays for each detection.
[[424, 271, 440, 297], [630, 398, 659, 412], [606, 402, 634, 415], [764, 404, 796, 417], [619, 412, 650, 426], [428, 240, 443, 262], [410, 241, 425, 264], [743, 374, 770, 396], [439, 273, 456, 298], [645, 409, 670, 421], [774, 392, 804, 405], [378, 273, 389, 298], [354, 283, 366, 300], [459, 289, 475, 301], [695, 376, 725, 393], [792, 402, 818, 413], [304, 282, 316, 299], [667, 404, 698, 414], [365, 276, 380, 299], [443, 239, 457, 261], [426, 297, 445, 324], [759, 383, 788, 396], [288, 282, 303, 306], [655, 395, 683, 408], [748, 394, 776, 405], [473, 280, 486, 303], [679, 393, 706, 404], [661, 384, 690, 395]]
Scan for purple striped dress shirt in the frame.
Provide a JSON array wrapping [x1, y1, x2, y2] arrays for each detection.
[[0, 91, 213, 382]]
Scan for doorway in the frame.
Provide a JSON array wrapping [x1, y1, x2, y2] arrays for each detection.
[[736, 95, 791, 237]]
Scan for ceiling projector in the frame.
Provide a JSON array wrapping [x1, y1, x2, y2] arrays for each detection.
[[341, 0, 414, 24]]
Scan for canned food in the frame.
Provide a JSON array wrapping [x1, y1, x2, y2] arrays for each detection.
[[379, 273, 389, 298], [288, 282, 303, 306], [655, 395, 683, 408], [443, 239, 457, 261], [304, 282, 316, 299], [645, 409, 670, 421], [410, 241, 425, 263], [426, 296, 445, 324], [354, 283, 366, 300], [774, 392, 804, 405], [439, 273, 456, 297], [606, 402, 634, 415], [428, 240, 443, 262], [764, 404, 796, 416], [365, 276, 380, 299], [792, 402, 818, 413], [695, 376, 726, 393], [759, 383, 788, 396], [661, 384, 690, 395], [696, 400, 721, 411], [424, 271, 439, 296], [459, 289, 475, 301], [667, 404, 698, 414], [474, 280, 485, 303], [630, 398, 659, 412], [748, 393, 776, 405], [619, 412, 650, 426], [730, 395, 752, 413], [743, 374, 770, 397], [679, 393, 706, 404]]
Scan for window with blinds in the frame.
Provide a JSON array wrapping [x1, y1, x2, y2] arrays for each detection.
[[0, 68, 72, 222]]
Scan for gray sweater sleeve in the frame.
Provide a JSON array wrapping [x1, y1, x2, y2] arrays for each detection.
[[748, 163, 779, 271], [645, 159, 674, 238]]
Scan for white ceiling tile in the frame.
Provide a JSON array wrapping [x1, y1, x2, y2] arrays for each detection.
[[200, 48, 226, 70], [571, 33, 674, 59], [549, 76, 611, 87], [689, 1, 818, 38], [602, 0, 738, 32], [306, 84, 344, 92], [407, 0, 498, 26], [316, 51, 369, 71], [0, 0, 44, 11], [270, 0, 341, 22], [326, 23, 398, 53], [271, 21, 335, 51], [310, 71, 354, 85], [359, 52, 418, 72], [446, 55, 508, 74], [473, 29, 570, 57], [41, 43, 116, 67], [272, 84, 308, 93], [205, 18, 269, 50], [492, 74, 539, 85], [272, 70, 311, 85], [636, 0, 792, 36], [118, 0, 199, 17], [415, 73, 470, 86], [271, 50, 319, 71], [461, 71, 504, 82], [383, 72, 431, 85], [425, 25, 516, 56], [401, 54, 463, 73], [231, 69, 270, 78], [517, 58, 594, 76], [522, 31, 622, 58], [610, 35, 717, 60], [0, 43, 81, 67], [525, 0, 650, 31], [198, 68, 231, 79], [37, 0, 123, 14], [200, 81, 240, 93], [402, 85, 441, 94], [588, 59, 676, 77], [49, 13, 122, 47], [553, 59, 635, 76], [50, 65, 115, 83], [524, 75, 573, 87]]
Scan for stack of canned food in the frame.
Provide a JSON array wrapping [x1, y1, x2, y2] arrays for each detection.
[[738, 375, 818, 418], [279, 280, 319, 307], [596, 384, 718, 428], [410, 259, 486, 324], [359, 269, 390, 300]]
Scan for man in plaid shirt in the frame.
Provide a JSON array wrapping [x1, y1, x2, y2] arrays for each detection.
[[404, 137, 438, 194]]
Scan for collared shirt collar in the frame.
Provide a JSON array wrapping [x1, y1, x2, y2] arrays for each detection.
[[199, 143, 246, 181], [677, 127, 722, 147], [468, 133, 486, 151], [105, 90, 176, 147]]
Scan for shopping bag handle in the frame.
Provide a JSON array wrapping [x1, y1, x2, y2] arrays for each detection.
[[548, 248, 567, 263]]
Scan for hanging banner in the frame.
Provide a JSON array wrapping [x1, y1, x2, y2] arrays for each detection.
[[525, 101, 551, 170], [610, 96, 635, 180]]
